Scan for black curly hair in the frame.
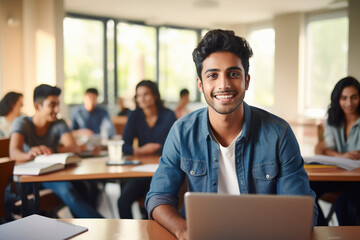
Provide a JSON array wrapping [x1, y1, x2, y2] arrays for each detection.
[[192, 29, 253, 81]]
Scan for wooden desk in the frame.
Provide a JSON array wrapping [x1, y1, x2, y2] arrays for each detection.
[[61, 219, 360, 240], [15, 155, 159, 216], [305, 165, 360, 181], [18, 155, 158, 183]]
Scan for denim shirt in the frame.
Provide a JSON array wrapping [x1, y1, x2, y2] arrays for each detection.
[[145, 102, 318, 227]]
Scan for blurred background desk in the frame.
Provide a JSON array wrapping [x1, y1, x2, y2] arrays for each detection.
[[15, 155, 159, 216], [305, 165, 360, 181]]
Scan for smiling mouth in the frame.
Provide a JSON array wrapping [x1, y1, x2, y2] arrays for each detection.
[[214, 94, 234, 100]]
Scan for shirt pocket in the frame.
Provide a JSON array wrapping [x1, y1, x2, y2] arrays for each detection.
[[252, 162, 279, 193], [180, 158, 207, 192]]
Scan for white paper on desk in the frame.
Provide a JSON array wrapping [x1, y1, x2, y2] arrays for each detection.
[[0, 214, 88, 240], [303, 155, 360, 170], [131, 163, 159, 172]]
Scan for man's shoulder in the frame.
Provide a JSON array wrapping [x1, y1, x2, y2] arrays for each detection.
[[13, 116, 31, 125], [248, 104, 288, 127]]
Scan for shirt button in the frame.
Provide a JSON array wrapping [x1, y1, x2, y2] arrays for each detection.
[[213, 158, 218, 162], [190, 170, 195, 175], [212, 182, 217, 186], [266, 174, 270, 179]]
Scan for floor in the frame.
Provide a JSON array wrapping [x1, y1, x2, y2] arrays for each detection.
[[58, 182, 143, 219]]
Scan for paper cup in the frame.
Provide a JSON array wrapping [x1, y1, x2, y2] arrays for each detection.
[[107, 140, 124, 162]]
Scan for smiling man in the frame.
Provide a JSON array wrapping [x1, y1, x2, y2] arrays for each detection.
[[10, 84, 102, 218], [145, 29, 318, 239]]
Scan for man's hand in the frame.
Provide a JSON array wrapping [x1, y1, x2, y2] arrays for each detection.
[[152, 204, 188, 240], [175, 228, 188, 240], [27, 145, 53, 160]]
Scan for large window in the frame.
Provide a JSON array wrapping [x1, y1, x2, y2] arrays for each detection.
[[158, 27, 198, 102], [64, 15, 205, 107], [247, 26, 275, 108], [117, 23, 157, 101], [64, 17, 104, 104], [303, 10, 348, 118]]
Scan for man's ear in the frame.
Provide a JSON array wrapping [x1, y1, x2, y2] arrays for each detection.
[[245, 74, 250, 90], [34, 102, 41, 111], [197, 77, 203, 93]]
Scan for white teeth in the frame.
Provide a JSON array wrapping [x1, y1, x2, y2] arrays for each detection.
[[215, 95, 233, 99]]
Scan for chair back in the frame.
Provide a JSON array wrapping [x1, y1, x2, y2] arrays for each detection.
[[0, 159, 15, 218], [0, 137, 10, 158], [112, 116, 128, 135]]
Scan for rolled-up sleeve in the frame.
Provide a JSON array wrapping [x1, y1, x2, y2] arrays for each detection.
[[145, 122, 186, 219]]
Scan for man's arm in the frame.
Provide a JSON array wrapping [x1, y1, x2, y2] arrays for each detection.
[[10, 132, 52, 163], [152, 204, 188, 240], [58, 131, 82, 153]]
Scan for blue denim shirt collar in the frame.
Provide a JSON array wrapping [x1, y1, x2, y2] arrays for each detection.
[[200, 102, 251, 143]]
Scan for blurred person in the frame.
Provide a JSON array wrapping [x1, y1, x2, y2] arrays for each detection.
[[117, 97, 131, 116], [313, 76, 360, 225], [175, 88, 190, 119], [71, 88, 116, 139], [9, 84, 102, 218], [0, 92, 23, 137], [118, 80, 176, 219]]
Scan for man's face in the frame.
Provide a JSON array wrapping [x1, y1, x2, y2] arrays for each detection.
[[197, 51, 250, 115], [84, 93, 98, 112], [36, 95, 59, 122]]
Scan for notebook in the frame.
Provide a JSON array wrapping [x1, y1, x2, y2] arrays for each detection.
[[184, 192, 314, 240], [0, 214, 88, 240]]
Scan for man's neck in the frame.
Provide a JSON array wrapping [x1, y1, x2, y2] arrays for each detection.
[[208, 104, 244, 147], [32, 114, 50, 136]]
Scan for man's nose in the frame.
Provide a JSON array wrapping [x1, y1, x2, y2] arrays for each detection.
[[219, 75, 230, 89]]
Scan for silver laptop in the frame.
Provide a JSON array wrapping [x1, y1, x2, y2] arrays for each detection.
[[185, 192, 314, 240]]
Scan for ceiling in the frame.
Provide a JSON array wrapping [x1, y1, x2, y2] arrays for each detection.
[[64, 0, 346, 28]]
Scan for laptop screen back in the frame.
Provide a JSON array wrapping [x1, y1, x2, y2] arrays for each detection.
[[185, 192, 314, 240]]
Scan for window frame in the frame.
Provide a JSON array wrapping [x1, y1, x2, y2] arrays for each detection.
[[65, 12, 206, 105]]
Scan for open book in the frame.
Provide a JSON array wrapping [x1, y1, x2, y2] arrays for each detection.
[[303, 155, 360, 171], [13, 153, 81, 175]]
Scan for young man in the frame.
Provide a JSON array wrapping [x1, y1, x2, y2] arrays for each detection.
[[145, 29, 318, 239], [71, 88, 116, 139], [10, 84, 102, 218]]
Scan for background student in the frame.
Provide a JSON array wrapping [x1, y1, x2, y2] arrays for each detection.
[[0, 92, 23, 137], [9, 84, 102, 218], [118, 80, 176, 219], [71, 88, 116, 139], [175, 88, 190, 119], [313, 76, 360, 225], [146, 29, 318, 239]]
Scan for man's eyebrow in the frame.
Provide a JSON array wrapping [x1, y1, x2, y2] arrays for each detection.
[[227, 66, 242, 71], [204, 68, 220, 74]]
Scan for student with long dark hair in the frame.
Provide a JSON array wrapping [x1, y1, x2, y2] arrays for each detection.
[[0, 92, 23, 137], [118, 80, 176, 219], [314, 76, 360, 225]]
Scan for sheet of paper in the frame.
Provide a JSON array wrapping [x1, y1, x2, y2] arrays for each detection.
[[131, 163, 159, 172], [0, 214, 88, 240], [303, 155, 360, 171]]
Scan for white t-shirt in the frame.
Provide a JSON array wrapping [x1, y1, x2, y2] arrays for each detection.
[[212, 130, 242, 195]]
